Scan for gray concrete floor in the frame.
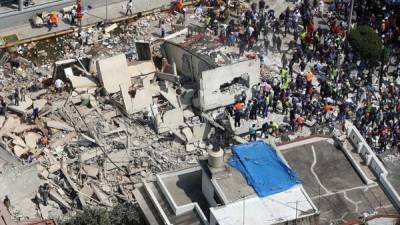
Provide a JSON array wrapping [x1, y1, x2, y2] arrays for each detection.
[[281, 139, 397, 224], [162, 169, 210, 218]]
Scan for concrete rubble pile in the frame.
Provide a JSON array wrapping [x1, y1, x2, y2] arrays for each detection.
[[0, 13, 243, 221], [0, 5, 312, 222]]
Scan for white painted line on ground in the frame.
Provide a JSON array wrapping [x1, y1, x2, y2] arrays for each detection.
[[310, 145, 332, 194]]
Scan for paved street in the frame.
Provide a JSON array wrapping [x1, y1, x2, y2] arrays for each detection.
[[0, 0, 171, 40]]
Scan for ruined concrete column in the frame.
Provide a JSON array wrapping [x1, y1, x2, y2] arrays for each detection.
[[18, 0, 23, 11], [172, 61, 177, 75]]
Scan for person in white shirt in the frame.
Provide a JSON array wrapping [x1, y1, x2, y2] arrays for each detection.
[[126, 0, 133, 16], [55, 79, 64, 93]]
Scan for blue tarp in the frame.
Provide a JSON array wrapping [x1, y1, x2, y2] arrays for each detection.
[[229, 141, 302, 197]]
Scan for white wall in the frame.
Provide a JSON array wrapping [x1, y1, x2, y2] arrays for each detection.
[[202, 170, 217, 207], [162, 41, 215, 81], [346, 122, 400, 209], [199, 59, 260, 111]]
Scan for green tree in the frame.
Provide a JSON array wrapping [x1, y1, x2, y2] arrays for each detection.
[[109, 203, 145, 225], [59, 203, 144, 225], [348, 25, 384, 66], [61, 207, 110, 225]]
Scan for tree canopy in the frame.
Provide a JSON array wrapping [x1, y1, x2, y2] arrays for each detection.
[[348, 25, 384, 66], [59, 203, 144, 225]]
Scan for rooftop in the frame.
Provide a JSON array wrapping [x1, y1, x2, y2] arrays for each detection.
[[278, 137, 398, 224], [199, 157, 255, 204], [210, 185, 317, 225]]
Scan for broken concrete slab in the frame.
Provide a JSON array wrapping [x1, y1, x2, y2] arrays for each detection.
[[183, 110, 195, 121], [46, 120, 74, 132], [80, 148, 103, 162], [104, 150, 131, 171], [14, 145, 29, 157], [181, 127, 193, 143], [39, 169, 50, 179], [91, 183, 112, 207], [201, 113, 225, 131], [66, 74, 97, 90], [0, 116, 20, 137], [156, 108, 185, 133], [24, 132, 41, 149], [82, 165, 99, 178], [11, 134, 26, 147], [120, 84, 134, 114], [97, 54, 131, 94], [0, 115, 5, 128], [160, 90, 180, 109], [128, 61, 156, 77], [8, 98, 33, 115], [49, 132, 77, 149], [48, 163, 61, 173], [33, 98, 47, 110], [171, 129, 186, 143], [49, 190, 71, 210], [80, 184, 94, 198], [191, 123, 211, 142], [185, 144, 196, 152], [104, 23, 118, 33], [131, 87, 152, 114], [156, 72, 180, 84], [13, 124, 39, 134], [30, 89, 47, 100]]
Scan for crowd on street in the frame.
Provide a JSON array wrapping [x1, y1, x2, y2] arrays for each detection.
[[198, 0, 400, 152]]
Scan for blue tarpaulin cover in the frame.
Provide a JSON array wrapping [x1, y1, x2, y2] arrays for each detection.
[[229, 141, 302, 197]]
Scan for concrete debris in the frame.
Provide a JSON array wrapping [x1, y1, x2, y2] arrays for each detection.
[[46, 120, 75, 131], [0, 8, 283, 223], [97, 54, 131, 94]]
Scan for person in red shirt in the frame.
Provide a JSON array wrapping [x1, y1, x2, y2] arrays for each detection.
[[296, 115, 304, 131]]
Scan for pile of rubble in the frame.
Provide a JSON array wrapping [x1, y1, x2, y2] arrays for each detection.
[[0, 6, 311, 222], [0, 12, 225, 221]]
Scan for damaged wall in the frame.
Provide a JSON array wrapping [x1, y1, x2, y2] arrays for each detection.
[[162, 41, 216, 81], [198, 59, 260, 111]]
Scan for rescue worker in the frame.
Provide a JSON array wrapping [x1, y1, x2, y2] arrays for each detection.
[[47, 12, 58, 31], [249, 124, 257, 141]]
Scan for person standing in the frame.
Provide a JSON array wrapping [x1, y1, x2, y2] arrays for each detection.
[[296, 115, 304, 131], [70, 6, 77, 25], [160, 20, 166, 37], [261, 121, 269, 138], [234, 109, 241, 127], [249, 124, 257, 141], [276, 35, 282, 52], [126, 0, 133, 16], [14, 87, 19, 106], [54, 79, 64, 93], [39, 183, 50, 206], [3, 196, 10, 212]]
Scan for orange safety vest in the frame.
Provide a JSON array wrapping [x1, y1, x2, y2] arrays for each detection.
[[176, 1, 184, 9], [324, 104, 333, 112], [306, 71, 313, 82], [234, 102, 244, 111], [50, 14, 58, 24]]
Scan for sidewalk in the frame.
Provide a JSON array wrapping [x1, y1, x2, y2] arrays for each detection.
[[0, 0, 171, 43]]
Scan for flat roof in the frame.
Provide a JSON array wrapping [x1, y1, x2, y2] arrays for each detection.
[[210, 185, 317, 225], [279, 137, 398, 224], [199, 156, 256, 204]]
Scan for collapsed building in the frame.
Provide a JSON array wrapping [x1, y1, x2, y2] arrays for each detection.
[[0, 23, 265, 224], [0, 4, 399, 224], [133, 141, 319, 225]]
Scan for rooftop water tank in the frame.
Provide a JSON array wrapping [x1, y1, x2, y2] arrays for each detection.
[[208, 148, 224, 168]]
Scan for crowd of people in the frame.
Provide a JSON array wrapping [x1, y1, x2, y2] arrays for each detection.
[[200, 0, 400, 152]]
